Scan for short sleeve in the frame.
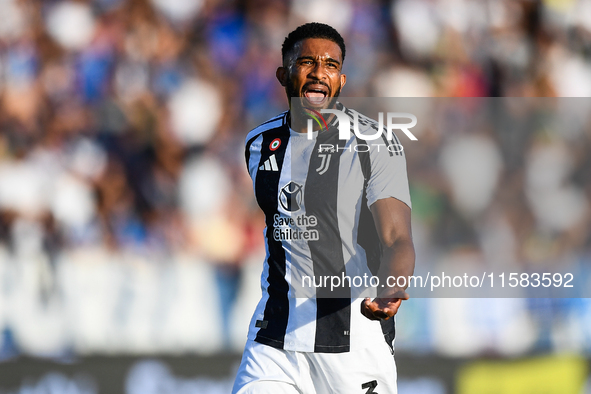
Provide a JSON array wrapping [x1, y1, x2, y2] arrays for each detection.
[[365, 141, 412, 210]]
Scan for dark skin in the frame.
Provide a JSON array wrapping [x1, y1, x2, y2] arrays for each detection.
[[276, 38, 346, 133], [276, 38, 415, 321], [362, 198, 414, 321]]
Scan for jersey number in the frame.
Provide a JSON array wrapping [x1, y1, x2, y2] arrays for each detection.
[[361, 380, 378, 394]]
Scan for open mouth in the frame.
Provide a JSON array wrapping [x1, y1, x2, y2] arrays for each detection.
[[303, 85, 329, 105]]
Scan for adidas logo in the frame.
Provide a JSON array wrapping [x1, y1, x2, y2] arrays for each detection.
[[259, 154, 279, 171]]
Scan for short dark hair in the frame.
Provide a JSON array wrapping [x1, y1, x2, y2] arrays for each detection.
[[282, 22, 346, 64]]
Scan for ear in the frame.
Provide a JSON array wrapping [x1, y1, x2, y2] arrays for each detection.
[[276, 66, 288, 86], [340, 73, 347, 89]]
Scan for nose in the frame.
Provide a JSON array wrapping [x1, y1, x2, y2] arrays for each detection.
[[308, 61, 326, 80]]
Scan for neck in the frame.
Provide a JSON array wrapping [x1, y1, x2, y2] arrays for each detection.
[[288, 102, 339, 134], [289, 113, 317, 134]]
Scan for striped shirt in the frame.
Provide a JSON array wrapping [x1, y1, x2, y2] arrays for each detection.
[[245, 103, 411, 353]]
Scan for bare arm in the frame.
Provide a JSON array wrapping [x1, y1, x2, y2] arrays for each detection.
[[360, 197, 415, 321]]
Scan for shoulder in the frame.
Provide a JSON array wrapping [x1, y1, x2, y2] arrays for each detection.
[[245, 111, 288, 148], [339, 105, 405, 157], [345, 107, 383, 137]]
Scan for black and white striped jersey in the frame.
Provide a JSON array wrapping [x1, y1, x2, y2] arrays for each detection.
[[244, 103, 412, 353]]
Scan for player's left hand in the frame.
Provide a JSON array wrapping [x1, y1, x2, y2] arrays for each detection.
[[360, 289, 409, 321]]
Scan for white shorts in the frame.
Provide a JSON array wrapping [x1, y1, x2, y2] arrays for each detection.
[[232, 339, 397, 394]]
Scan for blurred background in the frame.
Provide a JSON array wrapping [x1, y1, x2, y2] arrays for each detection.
[[0, 0, 591, 393]]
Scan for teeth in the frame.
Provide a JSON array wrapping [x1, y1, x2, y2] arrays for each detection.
[[305, 91, 326, 104]]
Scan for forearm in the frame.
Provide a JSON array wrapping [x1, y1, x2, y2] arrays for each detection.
[[363, 198, 415, 319], [376, 238, 415, 296], [369, 198, 415, 297]]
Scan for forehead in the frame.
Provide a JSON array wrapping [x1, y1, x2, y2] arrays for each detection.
[[294, 38, 343, 61]]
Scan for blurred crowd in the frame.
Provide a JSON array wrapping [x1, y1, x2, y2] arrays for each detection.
[[0, 0, 591, 357]]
